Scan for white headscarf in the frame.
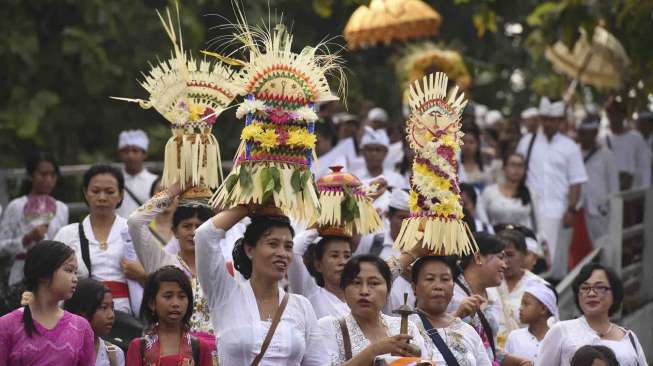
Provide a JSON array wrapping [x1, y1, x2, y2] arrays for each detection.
[[521, 107, 539, 119], [361, 126, 390, 149], [538, 97, 565, 118], [389, 189, 409, 211], [118, 129, 149, 151], [524, 281, 559, 321]]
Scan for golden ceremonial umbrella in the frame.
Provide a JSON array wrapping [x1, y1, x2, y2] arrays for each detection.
[[545, 25, 630, 91], [344, 0, 442, 50], [396, 42, 471, 104]]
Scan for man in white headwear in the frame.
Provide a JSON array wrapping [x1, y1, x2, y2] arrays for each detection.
[[116, 129, 158, 218], [605, 98, 652, 189], [577, 114, 619, 245], [521, 107, 540, 135], [354, 126, 406, 186], [516, 98, 587, 280], [366, 107, 390, 130]]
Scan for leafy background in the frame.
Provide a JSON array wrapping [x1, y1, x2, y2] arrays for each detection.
[[2, 0, 652, 168]]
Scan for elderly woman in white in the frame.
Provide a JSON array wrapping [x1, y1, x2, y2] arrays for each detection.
[[195, 205, 326, 365], [536, 263, 647, 366]]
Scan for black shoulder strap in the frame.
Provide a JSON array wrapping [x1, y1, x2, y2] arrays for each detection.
[[338, 317, 353, 361], [369, 233, 385, 257], [606, 136, 612, 150], [190, 335, 200, 365], [78, 222, 92, 276], [583, 147, 599, 163], [524, 133, 537, 171], [124, 185, 144, 206], [454, 277, 496, 359], [417, 312, 460, 366]]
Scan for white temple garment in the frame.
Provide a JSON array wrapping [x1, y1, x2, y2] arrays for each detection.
[[536, 317, 648, 366], [319, 313, 426, 365], [480, 184, 536, 230], [409, 315, 492, 366], [54, 215, 134, 313], [195, 221, 327, 366], [504, 327, 540, 363], [287, 229, 349, 319], [496, 271, 547, 343], [0, 196, 68, 286], [95, 338, 125, 366], [116, 168, 158, 219]]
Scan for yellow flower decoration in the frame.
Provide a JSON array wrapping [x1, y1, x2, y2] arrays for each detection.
[[287, 128, 316, 149], [409, 190, 419, 211], [441, 134, 456, 147], [258, 128, 278, 150], [188, 102, 204, 121], [241, 124, 263, 140]]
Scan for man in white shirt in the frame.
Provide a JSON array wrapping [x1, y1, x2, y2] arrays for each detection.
[[331, 113, 366, 176], [516, 98, 587, 280], [577, 115, 619, 245], [354, 126, 408, 216], [605, 99, 652, 189], [116, 130, 158, 218]]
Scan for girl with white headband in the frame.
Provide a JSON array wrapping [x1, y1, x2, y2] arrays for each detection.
[[504, 281, 558, 362]]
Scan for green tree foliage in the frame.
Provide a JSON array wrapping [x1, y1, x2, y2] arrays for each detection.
[[2, 0, 651, 168]]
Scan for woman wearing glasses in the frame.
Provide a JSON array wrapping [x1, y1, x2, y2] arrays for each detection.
[[537, 263, 647, 366]]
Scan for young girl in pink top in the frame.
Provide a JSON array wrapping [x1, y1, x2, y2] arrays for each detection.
[[0, 240, 95, 365]]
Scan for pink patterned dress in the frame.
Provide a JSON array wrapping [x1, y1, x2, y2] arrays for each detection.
[[0, 308, 95, 365]]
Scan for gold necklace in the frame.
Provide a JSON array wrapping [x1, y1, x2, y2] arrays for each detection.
[[99, 241, 108, 251]]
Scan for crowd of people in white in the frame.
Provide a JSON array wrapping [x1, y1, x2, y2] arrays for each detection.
[[0, 96, 651, 365]]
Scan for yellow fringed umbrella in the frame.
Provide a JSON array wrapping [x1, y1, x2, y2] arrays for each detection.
[[396, 42, 471, 105], [545, 25, 630, 91], [344, 0, 442, 50]]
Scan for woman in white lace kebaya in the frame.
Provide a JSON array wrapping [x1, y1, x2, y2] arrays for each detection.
[[195, 206, 326, 365], [319, 254, 427, 365], [409, 256, 492, 366], [537, 263, 647, 366], [287, 229, 352, 319], [127, 182, 216, 347]]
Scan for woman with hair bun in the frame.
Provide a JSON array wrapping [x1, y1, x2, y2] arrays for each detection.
[[0, 240, 94, 365], [195, 205, 326, 365]]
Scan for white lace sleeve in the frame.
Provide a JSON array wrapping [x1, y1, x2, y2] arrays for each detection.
[[127, 192, 178, 273]]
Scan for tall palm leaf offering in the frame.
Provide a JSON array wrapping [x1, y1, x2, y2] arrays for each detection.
[[394, 72, 476, 256], [210, 13, 345, 225], [112, 5, 238, 204]]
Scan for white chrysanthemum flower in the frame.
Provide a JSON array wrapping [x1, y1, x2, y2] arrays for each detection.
[[294, 106, 318, 122], [235, 99, 266, 119]]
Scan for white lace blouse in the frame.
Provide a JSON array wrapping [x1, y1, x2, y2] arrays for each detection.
[[480, 184, 536, 229], [319, 312, 427, 365], [195, 221, 327, 366], [536, 317, 648, 366], [410, 315, 492, 366]]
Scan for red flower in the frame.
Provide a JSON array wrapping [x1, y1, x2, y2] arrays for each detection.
[[201, 107, 217, 125]]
